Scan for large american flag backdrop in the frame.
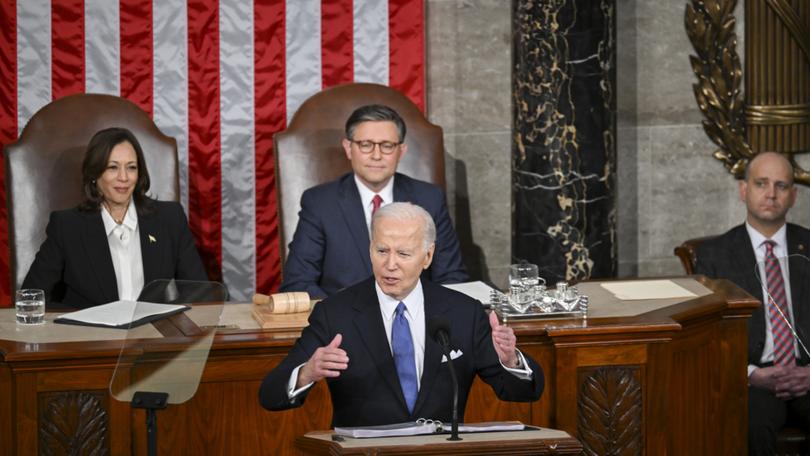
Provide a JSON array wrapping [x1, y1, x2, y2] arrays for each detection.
[[0, 0, 426, 304]]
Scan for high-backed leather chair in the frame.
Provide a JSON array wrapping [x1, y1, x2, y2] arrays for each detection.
[[4, 93, 179, 293], [675, 236, 808, 455], [273, 82, 445, 263]]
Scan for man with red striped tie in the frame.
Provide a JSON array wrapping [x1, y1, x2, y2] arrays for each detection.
[[281, 105, 468, 299], [695, 151, 810, 455]]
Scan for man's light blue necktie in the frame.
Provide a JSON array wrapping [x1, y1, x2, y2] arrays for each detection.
[[392, 302, 418, 413]]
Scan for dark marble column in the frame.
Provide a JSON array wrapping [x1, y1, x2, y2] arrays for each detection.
[[512, 0, 617, 283]]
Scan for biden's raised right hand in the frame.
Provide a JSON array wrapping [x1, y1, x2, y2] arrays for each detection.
[[297, 334, 349, 388]]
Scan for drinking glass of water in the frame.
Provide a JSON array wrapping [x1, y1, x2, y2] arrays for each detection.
[[509, 263, 539, 313], [16, 289, 45, 325]]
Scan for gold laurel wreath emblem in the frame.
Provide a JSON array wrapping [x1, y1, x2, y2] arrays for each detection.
[[685, 0, 752, 180], [686, 0, 810, 185]]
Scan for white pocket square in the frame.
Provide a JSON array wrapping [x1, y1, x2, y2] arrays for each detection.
[[441, 349, 463, 363]]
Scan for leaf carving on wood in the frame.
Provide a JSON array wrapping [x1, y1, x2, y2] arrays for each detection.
[[39, 391, 108, 456], [685, 0, 752, 179], [578, 367, 643, 456]]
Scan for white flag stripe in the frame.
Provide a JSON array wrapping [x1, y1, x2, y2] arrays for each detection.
[[218, 0, 256, 301], [353, 0, 389, 84], [16, 0, 52, 135], [285, 0, 322, 123], [153, 0, 190, 207], [84, 0, 120, 96]]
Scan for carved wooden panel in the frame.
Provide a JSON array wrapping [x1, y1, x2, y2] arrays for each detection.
[[38, 390, 109, 456], [577, 366, 642, 456]]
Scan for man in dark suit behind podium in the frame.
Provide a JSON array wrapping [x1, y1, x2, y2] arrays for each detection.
[[279, 104, 467, 299], [694, 152, 810, 455], [260, 203, 543, 427]]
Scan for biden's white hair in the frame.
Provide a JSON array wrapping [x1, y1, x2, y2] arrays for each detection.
[[371, 202, 436, 251]]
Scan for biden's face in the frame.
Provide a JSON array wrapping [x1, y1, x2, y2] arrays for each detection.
[[370, 215, 434, 301]]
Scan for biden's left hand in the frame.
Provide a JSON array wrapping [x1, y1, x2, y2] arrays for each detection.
[[489, 311, 519, 368]]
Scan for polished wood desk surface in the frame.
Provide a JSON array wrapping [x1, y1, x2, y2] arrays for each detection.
[[0, 276, 736, 352], [0, 276, 759, 455], [296, 428, 582, 455]]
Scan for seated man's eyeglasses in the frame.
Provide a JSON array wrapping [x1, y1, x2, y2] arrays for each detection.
[[349, 139, 402, 155]]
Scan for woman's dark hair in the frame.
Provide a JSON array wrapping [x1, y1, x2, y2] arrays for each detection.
[[78, 127, 153, 213]]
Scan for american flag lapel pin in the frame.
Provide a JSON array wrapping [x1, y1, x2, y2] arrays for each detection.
[[149, 235, 157, 243]]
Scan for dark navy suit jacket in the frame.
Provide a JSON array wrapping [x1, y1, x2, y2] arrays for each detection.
[[280, 172, 468, 298], [22, 200, 208, 308], [694, 223, 810, 366], [259, 278, 544, 427]]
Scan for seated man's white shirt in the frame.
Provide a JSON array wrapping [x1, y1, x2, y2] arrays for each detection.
[[287, 279, 533, 399], [746, 222, 797, 377], [101, 199, 145, 302], [355, 174, 394, 231]]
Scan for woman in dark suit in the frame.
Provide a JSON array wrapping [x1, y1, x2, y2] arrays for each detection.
[[22, 127, 208, 308]]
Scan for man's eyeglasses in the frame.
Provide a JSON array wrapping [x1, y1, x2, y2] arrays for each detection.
[[349, 139, 402, 155]]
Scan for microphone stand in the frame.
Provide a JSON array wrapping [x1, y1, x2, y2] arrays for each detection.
[[131, 391, 168, 456], [437, 332, 462, 441]]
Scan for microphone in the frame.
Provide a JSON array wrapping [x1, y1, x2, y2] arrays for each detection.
[[427, 316, 461, 441], [754, 254, 810, 361]]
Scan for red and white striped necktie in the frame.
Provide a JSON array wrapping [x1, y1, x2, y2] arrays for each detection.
[[764, 240, 794, 366]]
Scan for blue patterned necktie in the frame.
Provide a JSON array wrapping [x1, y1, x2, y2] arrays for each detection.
[[392, 302, 418, 413]]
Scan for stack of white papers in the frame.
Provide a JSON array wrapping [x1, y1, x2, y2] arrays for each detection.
[[442, 281, 496, 304], [334, 420, 525, 438], [54, 300, 189, 329], [600, 280, 697, 300]]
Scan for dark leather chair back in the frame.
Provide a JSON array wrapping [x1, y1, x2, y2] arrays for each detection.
[[673, 236, 719, 274], [4, 93, 179, 292], [273, 83, 445, 262]]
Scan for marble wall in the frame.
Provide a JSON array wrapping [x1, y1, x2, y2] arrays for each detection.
[[512, 0, 617, 284], [426, 0, 513, 287], [425, 0, 810, 287]]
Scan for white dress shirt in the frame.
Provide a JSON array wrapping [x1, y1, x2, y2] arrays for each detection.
[[101, 199, 145, 302], [354, 174, 394, 231], [746, 222, 797, 376]]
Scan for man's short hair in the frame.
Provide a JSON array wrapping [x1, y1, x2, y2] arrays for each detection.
[[345, 105, 407, 142], [744, 151, 795, 184], [371, 202, 436, 251]]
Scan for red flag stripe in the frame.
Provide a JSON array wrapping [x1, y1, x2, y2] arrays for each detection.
[[187, 0, 222, 281], [120, 0, 153, 116], [0, 0, 15, 303], [254, 1, 286, 293], [51, 0, 85, 100], [0, 1, 16, 141], [388, 0, 424, 111], [321, 0, 354, 88]]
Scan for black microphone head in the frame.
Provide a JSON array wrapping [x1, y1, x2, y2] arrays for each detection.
[[427, 316, 451, 344]]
